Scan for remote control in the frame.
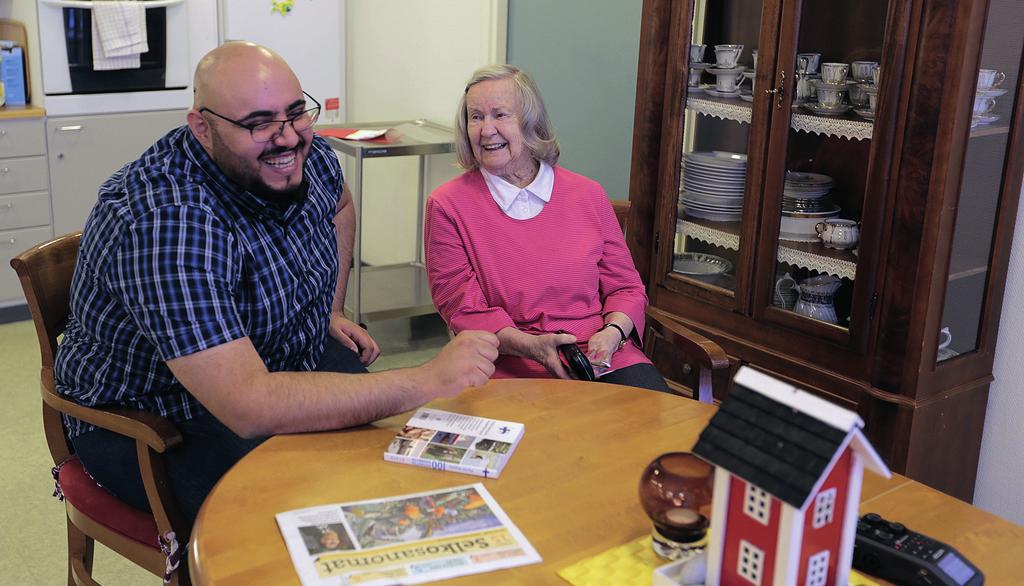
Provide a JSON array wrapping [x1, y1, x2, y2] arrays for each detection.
[[853, 512, 983, 585], [557, 343, 596, 381]]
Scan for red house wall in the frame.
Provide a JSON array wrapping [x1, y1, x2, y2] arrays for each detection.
[[720, 475, 781, 585], [797, 449, 852, 585]]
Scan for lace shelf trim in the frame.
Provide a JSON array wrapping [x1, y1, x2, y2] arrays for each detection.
[[685, 97, 873, 141], [790, 112, 873, 141], [777, 246, 857, 279], [679, 219, 740, 250], [678, 220, 857, 279], [686, 97, 752, 124]]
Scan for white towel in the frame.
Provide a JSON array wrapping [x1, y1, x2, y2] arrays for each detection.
[[91, 1, 149, 71]]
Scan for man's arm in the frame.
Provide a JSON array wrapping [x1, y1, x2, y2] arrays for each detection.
[[329, 181, 380, 364], [332, 182, 355, 315], [166, 330, 498, 439]]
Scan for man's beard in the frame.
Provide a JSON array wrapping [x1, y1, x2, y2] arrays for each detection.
[[210, 128, 311, 207]]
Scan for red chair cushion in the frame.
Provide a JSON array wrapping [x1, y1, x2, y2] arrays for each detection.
[[59, 456, 160, 548]]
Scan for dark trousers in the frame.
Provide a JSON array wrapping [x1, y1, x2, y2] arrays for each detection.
[[598, 362, 672, 393], [70, 336, 366, 523]]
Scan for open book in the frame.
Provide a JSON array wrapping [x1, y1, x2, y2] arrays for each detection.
[[384, 408, 525, 478]]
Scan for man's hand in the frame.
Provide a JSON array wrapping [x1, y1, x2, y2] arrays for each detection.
[[418, 331, 499, 396], [329, 312, 380, 365]]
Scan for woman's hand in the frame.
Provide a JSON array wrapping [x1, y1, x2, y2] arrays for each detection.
[[497, 328, 576, 379], [329, 312, 381, 365], [586, 327, 623, 371]]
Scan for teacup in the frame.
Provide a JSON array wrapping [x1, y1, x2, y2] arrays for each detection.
[[851, 61, 879, 82], [977, 68, 1005, 90], [821, 62, 849, 84], [864, 85, 879, 111], [848, 83, 869, 107], [714, 44, 744, 68], [815, 218, 860, 250], [797, 52, 821, 74], [690, 44, 706, 63], [938, 326, 952, 352], [814, 82, 846, 108], [973, 95, 996, 116], [687, 66, 704, 88], [712, 68, 746, 92]]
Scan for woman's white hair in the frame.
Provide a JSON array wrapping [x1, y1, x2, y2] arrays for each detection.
[[454, 64, 560, 170]]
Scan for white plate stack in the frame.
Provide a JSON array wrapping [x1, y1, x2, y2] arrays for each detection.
[[780, 171, 841, 242], [679, 151, 747, 222]]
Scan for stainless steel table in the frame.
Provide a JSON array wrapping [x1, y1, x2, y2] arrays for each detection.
[[318, 120, 454, 324]]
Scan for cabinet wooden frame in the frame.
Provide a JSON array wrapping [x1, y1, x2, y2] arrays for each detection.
[[627, 0, 1024, 500]]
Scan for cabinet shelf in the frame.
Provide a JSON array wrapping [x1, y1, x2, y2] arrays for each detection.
[[686, 95, 874, 141], [969, 124, 1010, 138], [678, 217, 858, 280]]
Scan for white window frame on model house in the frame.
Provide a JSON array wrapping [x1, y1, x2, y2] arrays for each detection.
[[812, 487, 837, 529], [744, 482, 771, 525], [738, 539, 766, 585], [805, 549, 830, 586]]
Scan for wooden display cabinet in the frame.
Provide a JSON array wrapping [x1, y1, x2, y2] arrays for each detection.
[[627, 0, 1024, 500]]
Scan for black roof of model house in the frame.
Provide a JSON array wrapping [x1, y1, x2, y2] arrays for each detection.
[[692, 367, 863, 510]]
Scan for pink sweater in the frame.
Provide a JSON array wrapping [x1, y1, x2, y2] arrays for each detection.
[[425, 166, 650, 378]]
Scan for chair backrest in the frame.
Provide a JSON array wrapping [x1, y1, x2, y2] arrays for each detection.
[[10, 232, 82, 463], [10, 232, 81, 368], [611, 199, 631, 234]]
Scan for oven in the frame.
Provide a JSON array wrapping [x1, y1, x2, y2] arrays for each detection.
[[37, 0, 218, 115]]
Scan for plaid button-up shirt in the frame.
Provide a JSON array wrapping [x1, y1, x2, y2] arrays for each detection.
[[55, 126, 344, 437]]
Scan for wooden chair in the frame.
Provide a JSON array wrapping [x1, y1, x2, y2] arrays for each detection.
[[611, 199, 732, 403], [10, 232, 191, 586]]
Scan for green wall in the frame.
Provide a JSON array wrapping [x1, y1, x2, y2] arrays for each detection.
[[506, 1, 642, 200]]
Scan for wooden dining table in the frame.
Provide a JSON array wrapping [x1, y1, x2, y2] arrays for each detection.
[[189, 378, 1024, 585]]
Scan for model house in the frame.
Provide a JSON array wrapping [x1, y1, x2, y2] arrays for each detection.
[[693, 367, 891, 586]]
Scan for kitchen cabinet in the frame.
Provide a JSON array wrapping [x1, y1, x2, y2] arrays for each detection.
[[47, 109, 185, 235], [0, 112, 52, 304], [627, 0, 1024, 500]]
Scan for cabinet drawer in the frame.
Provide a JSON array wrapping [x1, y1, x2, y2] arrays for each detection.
[[0, 118, 46, 158], [0, 225, 55, 303], [0, 191, 52, 231], [0, 156, 49, 195]]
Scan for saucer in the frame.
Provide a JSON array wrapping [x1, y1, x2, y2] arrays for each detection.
[[812, 79, 857, 90], [705, 88, 742, 98], [687, 85, 705, 94], [802, 103, 852, 116], [976, 87, 1007, 97], [853, 108, 876, 120], [974, 113, 1000, 125], [740, 92, 754, 103], [689, 62, 708, 70]]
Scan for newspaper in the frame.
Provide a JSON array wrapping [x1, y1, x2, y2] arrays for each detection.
[[275, 483, 541, 585]]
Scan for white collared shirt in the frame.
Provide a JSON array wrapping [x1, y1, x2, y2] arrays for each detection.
[[481, 161, 554, 220]]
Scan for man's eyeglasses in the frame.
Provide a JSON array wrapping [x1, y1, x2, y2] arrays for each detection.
[[200, 91, 321, 143]]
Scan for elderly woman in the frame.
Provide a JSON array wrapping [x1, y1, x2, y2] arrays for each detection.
[[425, 64, 668, 391]]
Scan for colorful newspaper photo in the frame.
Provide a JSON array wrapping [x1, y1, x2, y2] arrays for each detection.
[[276, 483, 541, 585]]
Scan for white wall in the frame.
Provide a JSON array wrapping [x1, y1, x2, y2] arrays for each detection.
[[974, 181, 1024, 525], [0, 0, 43, 107], [345, 0, 506, 265]]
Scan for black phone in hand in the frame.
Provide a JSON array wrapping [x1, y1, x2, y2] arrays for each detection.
[[558, 343, 596, 381]]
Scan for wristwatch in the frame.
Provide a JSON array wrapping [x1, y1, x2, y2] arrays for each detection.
[[601, 322, 628, 350]]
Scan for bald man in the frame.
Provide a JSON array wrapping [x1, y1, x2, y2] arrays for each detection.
[[54, 42, 498, 523]]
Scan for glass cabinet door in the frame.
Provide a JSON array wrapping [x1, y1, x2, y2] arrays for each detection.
[[759, 0, 892, 336], [672, 0, 768, 296], [938, 0, 1024, 363]]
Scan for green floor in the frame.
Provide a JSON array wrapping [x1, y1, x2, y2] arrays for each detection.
[[0, 315, 447, 584]]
